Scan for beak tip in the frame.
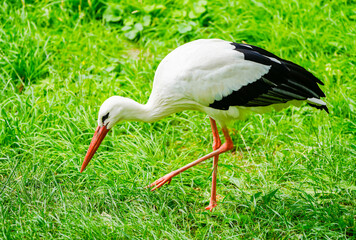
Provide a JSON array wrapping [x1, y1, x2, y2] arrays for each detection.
[[80, 163, 87, 173]]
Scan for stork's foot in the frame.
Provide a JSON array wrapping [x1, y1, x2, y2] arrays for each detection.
[[146, 171, 178, 191], [205, 202, 217, 211]]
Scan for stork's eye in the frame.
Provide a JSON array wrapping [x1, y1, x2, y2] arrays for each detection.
[[102, 113, 109, 124]]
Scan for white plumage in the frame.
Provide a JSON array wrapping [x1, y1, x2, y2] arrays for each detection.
[[149, 39, 272, 123], [81, 39, 328, 210]]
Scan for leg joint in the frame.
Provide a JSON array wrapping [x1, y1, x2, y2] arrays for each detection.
[[221, 141, 234, 152]]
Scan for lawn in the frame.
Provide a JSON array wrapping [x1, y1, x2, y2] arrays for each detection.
[[0, 0, 355, 239]]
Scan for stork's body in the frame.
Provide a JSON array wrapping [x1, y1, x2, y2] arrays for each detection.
[[81, 39, 327, 210]]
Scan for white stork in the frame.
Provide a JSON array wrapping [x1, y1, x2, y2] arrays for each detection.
[[80, 39, 328, 210]]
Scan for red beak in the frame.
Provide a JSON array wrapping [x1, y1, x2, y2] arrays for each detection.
[[80, 125, 110, 173]]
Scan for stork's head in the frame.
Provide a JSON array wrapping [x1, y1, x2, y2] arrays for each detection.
[[80, 96, 138, 173], [97, 96, 129, 129]]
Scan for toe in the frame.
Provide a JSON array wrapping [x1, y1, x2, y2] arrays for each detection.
[[205, 203, 217, 211]]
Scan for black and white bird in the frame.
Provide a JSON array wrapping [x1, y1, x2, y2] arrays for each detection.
[[80, 39, 328, 210]]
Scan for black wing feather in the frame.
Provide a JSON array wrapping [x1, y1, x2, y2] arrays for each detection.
[[236, 42, 324, 86], [209, 42, 326, 110]]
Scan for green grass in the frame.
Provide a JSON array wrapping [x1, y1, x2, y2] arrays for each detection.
[[0, 0, 355, 238]]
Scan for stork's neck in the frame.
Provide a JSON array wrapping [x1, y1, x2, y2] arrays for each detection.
[[122, 98, 175, 123], [115, 93, 198, 124]]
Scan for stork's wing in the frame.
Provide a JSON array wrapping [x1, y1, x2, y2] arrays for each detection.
[[209, 42, 326, 111]]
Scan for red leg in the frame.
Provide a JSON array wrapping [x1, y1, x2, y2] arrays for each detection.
[[146, 122, 233, 194], [205, 118, 221, 211], [210, 117, 221, 150]]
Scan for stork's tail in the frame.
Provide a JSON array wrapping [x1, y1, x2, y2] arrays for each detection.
[[307, 98, 329, 113]]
